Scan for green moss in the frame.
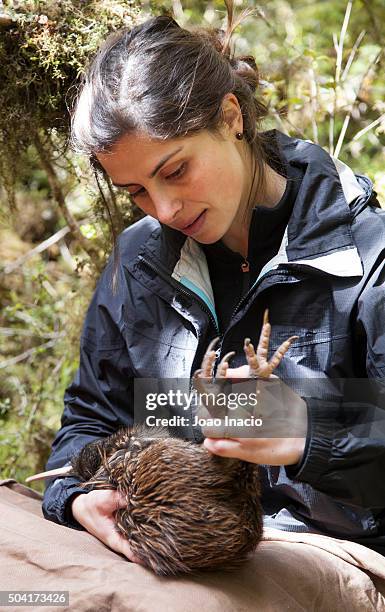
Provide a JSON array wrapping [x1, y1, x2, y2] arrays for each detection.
[[0, 0, 140, 202]]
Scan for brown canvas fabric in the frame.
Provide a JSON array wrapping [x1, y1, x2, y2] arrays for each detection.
[[1, 479, 385, 612]]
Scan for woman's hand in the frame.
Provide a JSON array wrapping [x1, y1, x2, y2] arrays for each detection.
[[202, 363, 308, 466], [71, 489, 142, 564], [203, 435, 306, 466]]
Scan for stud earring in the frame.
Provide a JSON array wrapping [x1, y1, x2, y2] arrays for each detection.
[[235, 132, 244, 140]]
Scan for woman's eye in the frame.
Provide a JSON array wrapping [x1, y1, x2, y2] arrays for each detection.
[[166, 162, 186, 180], [129, 187, 146, 198], [127, 162, 187, 198]]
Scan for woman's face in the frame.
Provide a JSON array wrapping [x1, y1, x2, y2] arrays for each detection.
[[96, 125, 251, 246]]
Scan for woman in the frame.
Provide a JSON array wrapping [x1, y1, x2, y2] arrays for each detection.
[[43, 9, 385, 579]]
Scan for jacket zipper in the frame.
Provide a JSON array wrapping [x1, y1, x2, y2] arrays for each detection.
[[139, 256, 220, 335], [213, 268, 294, 369]]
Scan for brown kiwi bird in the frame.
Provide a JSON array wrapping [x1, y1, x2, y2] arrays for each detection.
[[27, 310, 297, 576]]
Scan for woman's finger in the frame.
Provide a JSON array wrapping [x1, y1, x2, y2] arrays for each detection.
[[203, 437, 244, 459], [105, 529, 142, 563], [95, 489, 127, 513]]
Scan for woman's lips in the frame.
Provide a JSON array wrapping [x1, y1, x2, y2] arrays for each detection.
[[179, 210, 207, 236]]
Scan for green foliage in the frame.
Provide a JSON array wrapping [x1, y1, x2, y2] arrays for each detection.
[[0, 0, 143, 485], [243, 0, 385, 200], [0, 0, 141, 242], [0, 0, 139, 144], [0, 256, 93, 488]]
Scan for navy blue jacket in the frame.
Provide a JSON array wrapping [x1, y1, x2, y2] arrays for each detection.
[[43, 133, 385, 553]]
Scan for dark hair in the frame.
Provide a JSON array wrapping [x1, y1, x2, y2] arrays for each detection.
[[72, 8, 271, 194]]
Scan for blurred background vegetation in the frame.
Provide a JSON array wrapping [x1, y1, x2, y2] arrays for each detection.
[[0, 0, 384, 489]]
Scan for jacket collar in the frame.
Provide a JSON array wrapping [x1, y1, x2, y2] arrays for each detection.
[[275, 131, 365, 275]]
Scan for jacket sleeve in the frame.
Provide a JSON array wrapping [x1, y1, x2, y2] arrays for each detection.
[[42, 264, 135, 528], [287, 258, 385, 510]]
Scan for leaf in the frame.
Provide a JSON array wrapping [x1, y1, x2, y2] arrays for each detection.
[[80, 223, 97, 240]]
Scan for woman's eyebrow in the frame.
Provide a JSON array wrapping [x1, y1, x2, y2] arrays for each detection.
[[112, 146, 183, 187]]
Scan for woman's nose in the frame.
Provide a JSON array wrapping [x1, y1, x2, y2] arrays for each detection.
[[152, 191, 182, 225]]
